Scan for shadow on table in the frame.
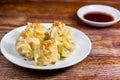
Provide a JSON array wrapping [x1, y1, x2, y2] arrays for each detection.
[[12, 64, 72, 78]]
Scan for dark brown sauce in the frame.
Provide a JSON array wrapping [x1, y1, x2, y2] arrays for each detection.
[[84, 12, 114, 22]]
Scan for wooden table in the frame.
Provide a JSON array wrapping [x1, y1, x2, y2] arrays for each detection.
[[0, 0, 120, 80]]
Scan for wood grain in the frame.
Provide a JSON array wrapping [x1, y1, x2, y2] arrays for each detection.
[[0, 1, 120, 80]]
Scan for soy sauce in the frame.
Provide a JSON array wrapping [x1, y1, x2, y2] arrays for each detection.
[[84, 12, 114, 22]]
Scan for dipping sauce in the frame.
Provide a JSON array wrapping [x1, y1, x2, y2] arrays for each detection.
[[84, 12, 114, 22]]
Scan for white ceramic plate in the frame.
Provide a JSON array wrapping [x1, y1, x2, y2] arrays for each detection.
[[0, 23, 92, 70]]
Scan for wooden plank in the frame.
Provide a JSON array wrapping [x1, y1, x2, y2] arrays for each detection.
[[0, 57, 120, 79]]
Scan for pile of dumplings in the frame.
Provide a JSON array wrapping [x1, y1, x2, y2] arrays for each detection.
[[15, 21, 75, 66]]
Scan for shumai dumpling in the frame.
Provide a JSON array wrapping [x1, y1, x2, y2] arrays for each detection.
[[48, 21, 75, 58], [15, 23, 47, 60], [34, 39, 60, 66]]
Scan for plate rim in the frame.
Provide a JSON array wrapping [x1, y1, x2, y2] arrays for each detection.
[[0, 23, 92, 70]]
